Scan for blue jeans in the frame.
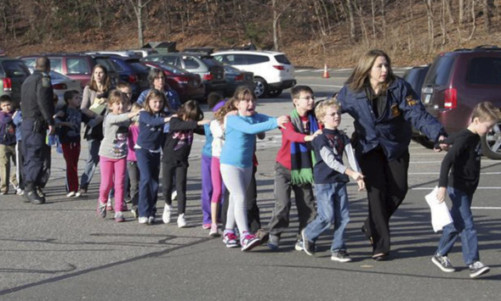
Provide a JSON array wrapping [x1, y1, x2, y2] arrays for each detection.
[[80, 138, 101, 189], [304, 182, 350, 252], [136, 148, 160, 218], [436, 187, 479, 265]]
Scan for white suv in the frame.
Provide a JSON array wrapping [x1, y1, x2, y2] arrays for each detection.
[[212, 50, 296, 98]]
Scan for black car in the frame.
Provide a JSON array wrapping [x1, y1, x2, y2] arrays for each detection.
[[109, 56, 150, 100], [142, 53, 226, 97], [0, 58, 31, 106]]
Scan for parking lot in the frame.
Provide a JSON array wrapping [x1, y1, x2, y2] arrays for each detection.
[[0, 70, 500, 300]]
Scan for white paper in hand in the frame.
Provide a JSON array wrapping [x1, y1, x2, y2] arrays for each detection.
[[425, 186, 453, 232]]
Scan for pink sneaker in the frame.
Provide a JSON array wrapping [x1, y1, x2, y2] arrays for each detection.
[[209, 224, 220, 237], [241, 234, 261, 252], [202, 223, 211, 230], [222, 232, 239, 248]]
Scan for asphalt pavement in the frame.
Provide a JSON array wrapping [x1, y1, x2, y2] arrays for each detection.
[[0, 70, 500, 300]]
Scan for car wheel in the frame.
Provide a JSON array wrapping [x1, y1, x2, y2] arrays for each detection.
[[267, 89, 283, 98], [253, 77, 267, 98], [481, 122, 501, 159]]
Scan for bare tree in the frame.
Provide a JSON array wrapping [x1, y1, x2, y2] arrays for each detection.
[[467, 0, 477, 40], [483, 0, 494, 33], [271, 0, 292, 51], [371, 0, 377, 40], [128, 0, 151, 47], [459, 0, 465, 23], [425, 0, 434, 52], [345, 0, 356, 41]]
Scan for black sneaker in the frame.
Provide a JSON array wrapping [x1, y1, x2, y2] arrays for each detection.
[[331, 250, 352, 263], [469, 261, 490, 278], [25, 190, 44, 204], [431, 255, 455, 273], [301, 229, 315, 256]]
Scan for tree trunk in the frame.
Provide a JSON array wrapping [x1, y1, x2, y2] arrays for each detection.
[[483, 0, 494, 33], [345, 0, 356, 41], [425, 0, 434, 53], [467, 0, 477, 40], [380, 0, 386, 38], [272, 0, 279, 50], [371, 0, 376, 40], [459, 0, 464, 23]]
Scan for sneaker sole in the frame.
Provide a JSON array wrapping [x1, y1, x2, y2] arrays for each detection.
[[241, 239, 261, 252], [431, 257, 455, 273], [301, 229, 314, 256], [331, 256, 352, 263], [295, 244, 303, 251], [225, 242, 239, 248], [470, 266, 490, 278]]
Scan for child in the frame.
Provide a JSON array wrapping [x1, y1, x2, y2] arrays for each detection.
[[127, 103, 142, 218], [162, 100, 210, 228], [96, 90, 139, 222], [219, 86, 288, 251], [267, 85, 321, 251], [431, 101, 499, 279], [136, 89, 172, 225], [301, 98, 365, 262], [208, 99, 231, 236], [200, 93, 225, 232], [13, 109, 24, 195], [0, 95, 18, 194], [55, 90, 82, 197]]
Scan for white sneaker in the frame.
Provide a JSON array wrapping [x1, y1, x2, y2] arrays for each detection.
[[177, 213, 187, 228], [74, 191, 81, 198], [138, 217, 148, 224], [16, 188, 24, 196], [66, 191, 76, 198], [171, 190, 177, 200], [148, 216, 155, 225], [162, 204, 172, 224]]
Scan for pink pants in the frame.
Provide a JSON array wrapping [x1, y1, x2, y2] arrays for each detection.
[[99, 156, 126, 212], [210, 156, 223, 204]]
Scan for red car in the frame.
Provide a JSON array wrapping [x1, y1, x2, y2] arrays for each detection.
[[142, 62, 205, 102]]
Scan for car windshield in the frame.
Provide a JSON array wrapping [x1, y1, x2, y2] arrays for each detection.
[[49, 71, 69, 81], [425, 55, 454, 86]]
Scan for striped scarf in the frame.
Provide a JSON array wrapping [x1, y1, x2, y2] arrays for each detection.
[[290, 109, 318, 185]]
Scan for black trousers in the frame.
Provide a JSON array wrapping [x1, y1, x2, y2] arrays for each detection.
[[21, 119, 47, 190], [359, 147, 409, 255], [162, 161, 188, 214], [221, 165, 261, 233]]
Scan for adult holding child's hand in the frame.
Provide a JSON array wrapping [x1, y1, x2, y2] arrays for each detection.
[[336, 49, 446, 261]]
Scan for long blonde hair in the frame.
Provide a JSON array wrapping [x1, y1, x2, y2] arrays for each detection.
[[346, 49, 396, 93]]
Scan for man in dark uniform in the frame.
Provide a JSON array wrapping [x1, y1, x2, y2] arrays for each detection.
[[20, 56, 55, 204]]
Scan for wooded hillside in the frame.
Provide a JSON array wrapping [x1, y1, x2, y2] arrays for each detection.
[[1, 0, 501, 67]]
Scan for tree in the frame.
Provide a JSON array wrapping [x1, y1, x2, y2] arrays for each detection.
[[128, 0, 151, 47]]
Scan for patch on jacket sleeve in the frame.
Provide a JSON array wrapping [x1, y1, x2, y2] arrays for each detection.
[[406, 95, 418, 106], [391, 104, 401, 117], [42, 77, 51, 88]]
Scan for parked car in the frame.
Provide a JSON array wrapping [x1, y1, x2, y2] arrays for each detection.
[[50, 71, 82, 107], [128, 49, 158, 58], [142, 62, 205, 103], [403, 65, 434, 148], [212, 50, 296, 98], [109, 56, 150, 100], [0, 57, 30, 106], [420, 46, 501, 159], [19, 54, 119, 88], [223, 64, 254, 96], [403, 65, 429, 100], [142, 53, 226, 97], [85, 50, 140, 58]]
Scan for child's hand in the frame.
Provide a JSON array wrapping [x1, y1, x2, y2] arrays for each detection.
[[53, 111, 65, 119], [198, 119, 211, 125], [356, 179, 365, 191], [346, 169, 364, 181], [276, 115, 289, 129], [437, 187, 447, 203]]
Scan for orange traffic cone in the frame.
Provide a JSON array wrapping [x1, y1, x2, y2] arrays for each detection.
[[322, 63, 330, 78]]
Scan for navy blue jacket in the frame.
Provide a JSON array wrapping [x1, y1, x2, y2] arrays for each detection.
[[337, 77, 445, 160], [136, 111, 166, 151]]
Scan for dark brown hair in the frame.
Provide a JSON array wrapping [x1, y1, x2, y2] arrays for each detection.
[[177, 100, 204, 121]]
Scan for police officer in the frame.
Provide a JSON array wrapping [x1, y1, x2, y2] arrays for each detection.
[[337, 49, 447, 260], [20, 56, 55, 204]]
